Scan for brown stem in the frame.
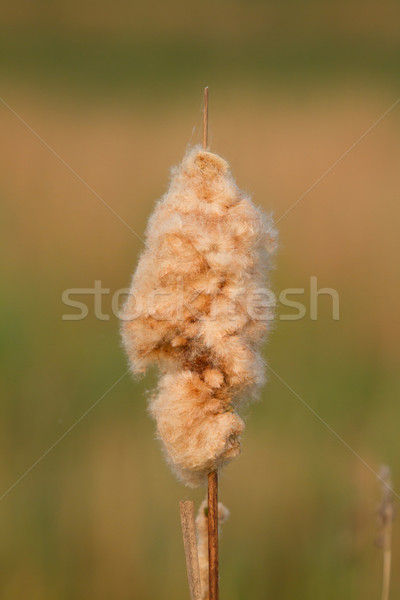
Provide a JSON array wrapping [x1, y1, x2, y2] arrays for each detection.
[[203, 87, 209, 150], [208, 470, 219, 600], [382, 513, 392, 600], [379, 466, 394, 600], [204, 85, 218, 600]]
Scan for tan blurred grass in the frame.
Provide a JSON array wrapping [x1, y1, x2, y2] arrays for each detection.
[[1, 82, 400, 599], [1, 84, 399, 354], [2, 0, 400, 41]]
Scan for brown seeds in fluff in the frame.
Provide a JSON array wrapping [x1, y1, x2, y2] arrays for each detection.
[[122, 146, 277, 486]]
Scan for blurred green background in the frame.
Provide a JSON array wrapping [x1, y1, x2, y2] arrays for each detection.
[[0, 1, 399, 598]]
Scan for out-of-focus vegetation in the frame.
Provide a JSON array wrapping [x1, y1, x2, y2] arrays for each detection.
[[0, 1, 399, 598]]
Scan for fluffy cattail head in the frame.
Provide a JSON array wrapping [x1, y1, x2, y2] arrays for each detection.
[[122, 146, 277, 486]]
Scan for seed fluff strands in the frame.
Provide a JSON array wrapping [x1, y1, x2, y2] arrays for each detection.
[[122, 136, 277, 487]]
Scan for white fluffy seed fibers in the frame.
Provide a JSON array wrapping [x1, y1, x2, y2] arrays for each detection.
[[122, 146, 277, 486]]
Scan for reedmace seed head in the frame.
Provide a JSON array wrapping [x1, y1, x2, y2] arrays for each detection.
[[121, 146, 277, 486]]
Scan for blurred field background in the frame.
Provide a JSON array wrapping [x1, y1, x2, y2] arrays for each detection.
[[0, 1, 400, 598]]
